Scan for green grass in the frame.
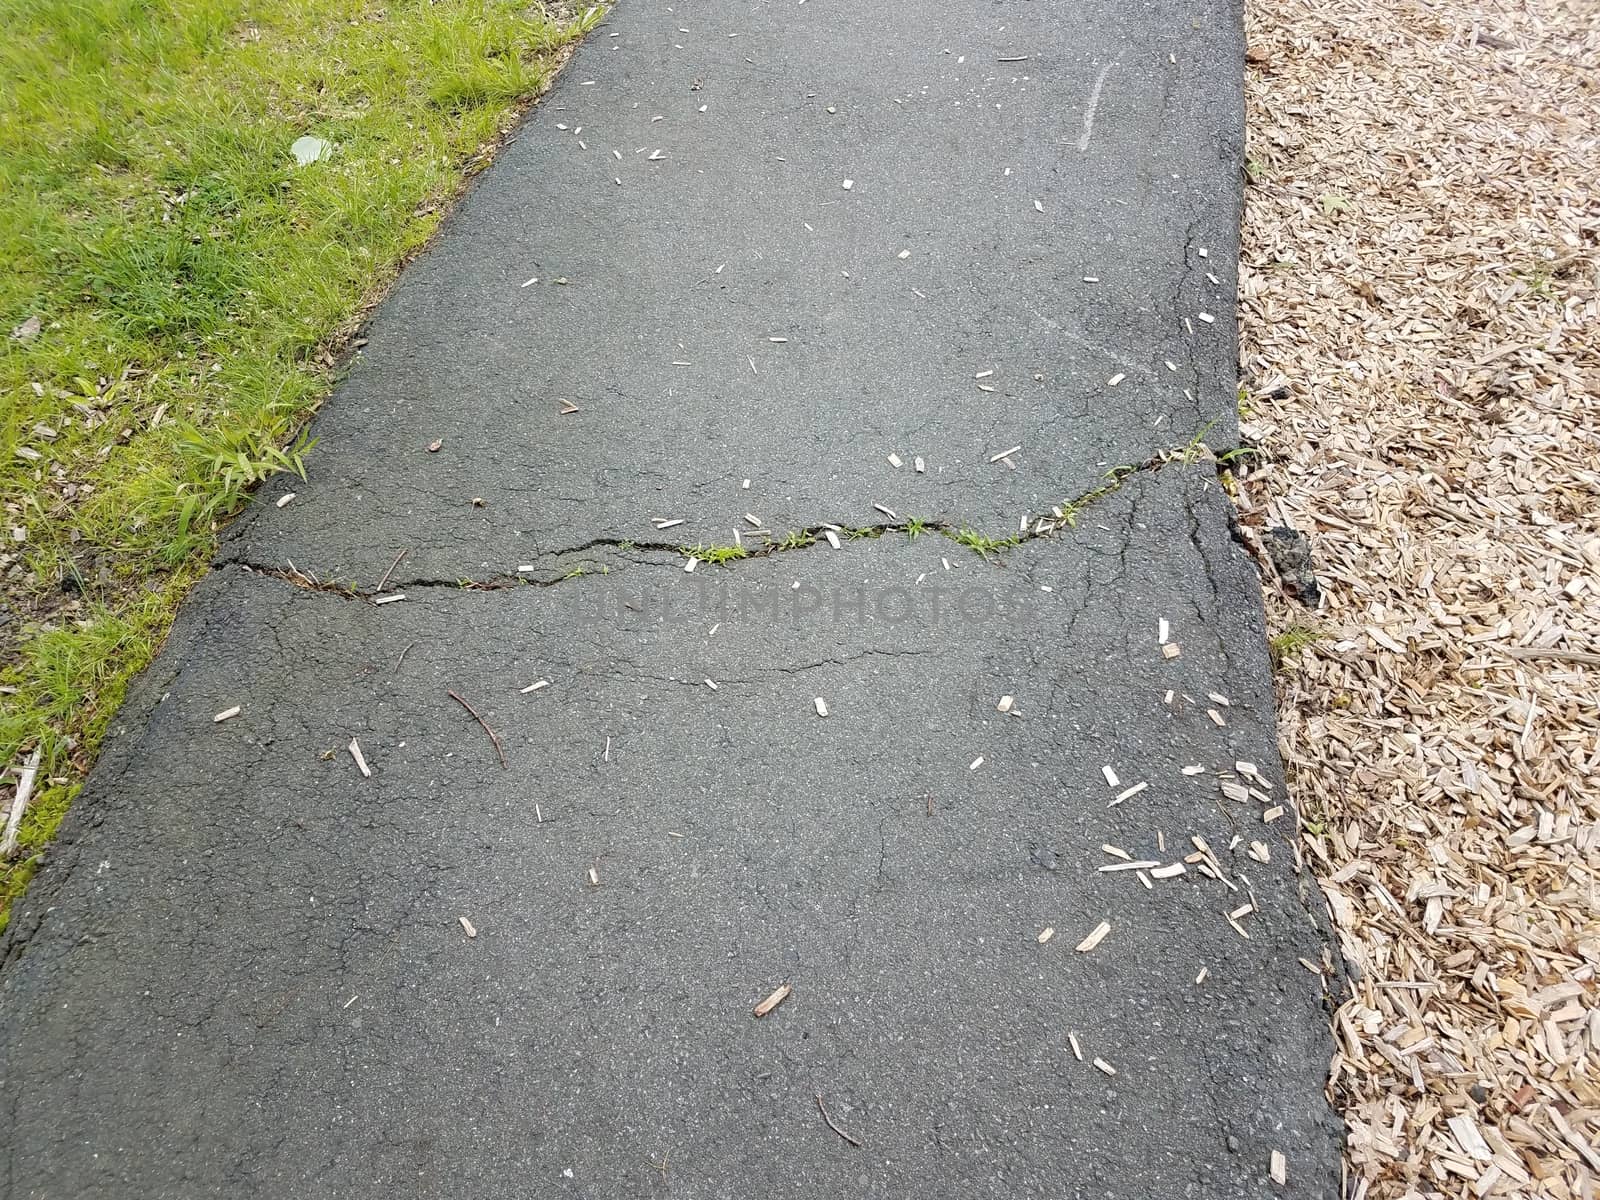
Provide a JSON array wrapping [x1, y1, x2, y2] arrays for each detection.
[[682, 544, 750, 566], [1269, 624, 1323, 669], [946, 528, 1021, 557], [0, 0, 601, 929]]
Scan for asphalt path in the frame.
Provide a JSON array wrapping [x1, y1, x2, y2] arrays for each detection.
[[1, 1, 1341, 1195]]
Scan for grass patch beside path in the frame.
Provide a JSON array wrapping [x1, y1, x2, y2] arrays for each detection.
[[0, 0, 601, 928]]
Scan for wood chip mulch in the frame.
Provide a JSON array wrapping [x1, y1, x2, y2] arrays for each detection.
[[1235, 0, 1599, 1195]]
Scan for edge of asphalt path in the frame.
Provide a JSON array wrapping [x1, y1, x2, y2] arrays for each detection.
[[0, 1, 1344, 1197]]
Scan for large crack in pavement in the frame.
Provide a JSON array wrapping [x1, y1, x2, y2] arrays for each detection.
[[240, 445, 1235, 596]]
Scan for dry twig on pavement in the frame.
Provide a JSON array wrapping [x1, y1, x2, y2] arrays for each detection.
[[448, 689, 508, 769]]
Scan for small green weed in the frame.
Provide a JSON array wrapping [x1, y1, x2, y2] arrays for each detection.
[[1269, 624, 1322, 669], [1177, 422, 1218, 464], [948, 528, 1021, 557], [683, 544, 749, 566], [171, 423, 315, 557], [1318, 192, 1353, 218]]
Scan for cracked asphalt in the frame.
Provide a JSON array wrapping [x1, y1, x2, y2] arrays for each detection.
[[0, 1, 1342, 1196]]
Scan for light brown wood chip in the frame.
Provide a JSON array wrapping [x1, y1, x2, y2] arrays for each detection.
[[1111, 781, 1148, 805], [753, 983, 791, 1017], [1075, 921, 1111, 952]]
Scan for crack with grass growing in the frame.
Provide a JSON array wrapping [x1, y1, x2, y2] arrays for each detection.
[[240, 435, 1239, 601]]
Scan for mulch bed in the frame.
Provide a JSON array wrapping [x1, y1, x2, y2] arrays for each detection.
[[1236, 0, 1600, 1194]]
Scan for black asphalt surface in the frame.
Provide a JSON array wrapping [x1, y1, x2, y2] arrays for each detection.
[[0, 0, 1341, 1196]]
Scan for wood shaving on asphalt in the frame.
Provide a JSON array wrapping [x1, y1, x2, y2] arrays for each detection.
[[1238, 0, 1599, 1194], [753, 983, 791, 1017]]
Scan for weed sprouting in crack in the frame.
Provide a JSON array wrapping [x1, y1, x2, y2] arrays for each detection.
[[248, 427, 1254, 603]]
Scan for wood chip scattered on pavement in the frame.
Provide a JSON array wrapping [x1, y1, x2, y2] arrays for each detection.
[[1075, 921, 1111, 953], [753, 983, 791, 1017]]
